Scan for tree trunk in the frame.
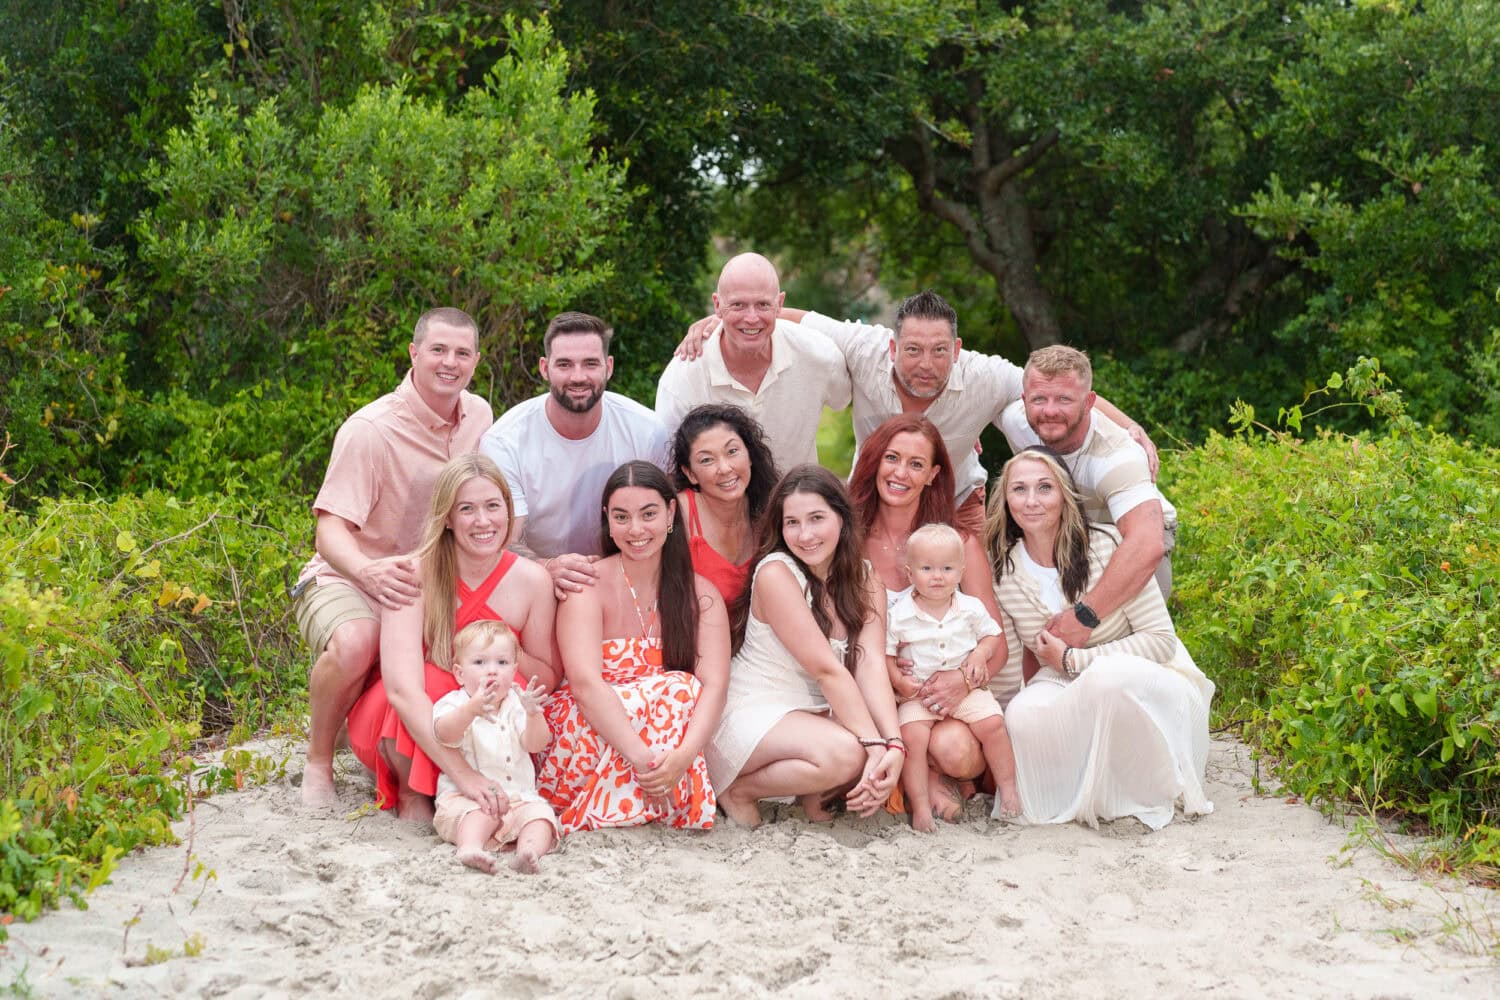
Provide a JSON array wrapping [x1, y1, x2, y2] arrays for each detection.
[[891, 104, 1064, 352]]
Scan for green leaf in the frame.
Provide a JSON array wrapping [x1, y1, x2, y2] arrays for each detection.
[[1388, 691, 1408, 717], [1412, 690, 1438, 720]]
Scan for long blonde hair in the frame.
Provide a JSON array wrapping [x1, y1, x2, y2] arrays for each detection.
[[418, 454, 514, 670], [983, 447, 1096, 602]]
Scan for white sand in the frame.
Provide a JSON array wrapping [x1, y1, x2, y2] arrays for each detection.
[[3, 736, 1495, 998]]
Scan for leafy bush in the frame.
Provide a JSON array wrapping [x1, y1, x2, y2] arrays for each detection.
[[0, 122, 138, 502], [135, 14, 626, 408], [1166, 367, 1499, 866], [0, 488, 307, 929]]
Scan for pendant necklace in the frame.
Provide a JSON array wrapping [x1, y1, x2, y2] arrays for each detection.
[[621, 563, 664, 667]]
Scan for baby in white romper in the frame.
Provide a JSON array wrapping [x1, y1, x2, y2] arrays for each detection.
[[432, 620, 559, 873]]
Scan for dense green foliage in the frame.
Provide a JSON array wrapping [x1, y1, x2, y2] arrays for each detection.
[[0, 490, 305, 925], [1167, 373, 1499, 868], [2, 13, 628, 501]]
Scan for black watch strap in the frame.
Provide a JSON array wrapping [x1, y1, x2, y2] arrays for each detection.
[[1073, 600, 1100, 628]]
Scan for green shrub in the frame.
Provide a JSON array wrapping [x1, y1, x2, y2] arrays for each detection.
[[0, 488, 307, 929], [1167, 374, 1499, 866], [134, 14, 626, 409]]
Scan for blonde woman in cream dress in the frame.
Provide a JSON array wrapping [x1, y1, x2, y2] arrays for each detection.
[[985, 448, 1213, 829]]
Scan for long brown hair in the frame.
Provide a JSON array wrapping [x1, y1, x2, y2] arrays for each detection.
[[670, 403, 780, 521], [730, 465, 871, 672], [417, 454, 515, 670], [848, 414, 958, 537], [599, 461, 700, 673], [984, 447, 1096, 602]]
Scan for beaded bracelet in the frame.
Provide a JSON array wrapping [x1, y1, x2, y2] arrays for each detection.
[[857, 737, 887, 749]]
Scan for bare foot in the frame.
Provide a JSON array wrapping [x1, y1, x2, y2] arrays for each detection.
[[396, 790, 436, 824], [911, 807, 938, 833], [458, 849, 497, 874], [300, 759, 339, 808], [717, 789, 763, 828], [995, 786, 1024, 821], [798, 792, 837, 823], [510, 849, 541, 875], [929, 770, 962, 822]]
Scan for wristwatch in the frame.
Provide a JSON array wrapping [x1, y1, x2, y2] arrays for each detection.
[[1073, 600, 1100, 628]]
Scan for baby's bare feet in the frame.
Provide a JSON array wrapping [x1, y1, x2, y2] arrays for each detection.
[[996, 787, 1024, 821], [458, 849, 497, 874], [511, 849, 541, 875], [300, 760, 339, 808]]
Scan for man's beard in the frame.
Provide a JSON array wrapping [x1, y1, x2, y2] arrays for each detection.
[[894, 368, 946, 401], [550, 382, 605, 413]]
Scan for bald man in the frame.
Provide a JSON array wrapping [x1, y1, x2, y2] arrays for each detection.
[[655, 252, 851, 473]]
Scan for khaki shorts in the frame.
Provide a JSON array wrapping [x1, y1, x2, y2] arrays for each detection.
[[898, 687, 1003, 727], [954, 485, 988, 539], [292, 578, 376, 655], [434, 794, 561, 849]]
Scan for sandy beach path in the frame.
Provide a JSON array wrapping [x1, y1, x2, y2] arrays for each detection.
[[3, 735, 1496, 999]]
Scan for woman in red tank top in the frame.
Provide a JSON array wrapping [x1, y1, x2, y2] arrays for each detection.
[[669, 404, 780, 605], [346, 454, 557, 820]]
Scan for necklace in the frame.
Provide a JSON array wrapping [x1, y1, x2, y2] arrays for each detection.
[[620, 563, 664, 667], [871, 526, 911, 579]]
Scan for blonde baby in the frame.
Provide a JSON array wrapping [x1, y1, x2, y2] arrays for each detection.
[[432, 620, 560, 873], [887, 524, 1023, 830]]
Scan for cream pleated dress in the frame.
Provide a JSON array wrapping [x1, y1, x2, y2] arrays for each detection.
[[994, 527, 1214, 829]]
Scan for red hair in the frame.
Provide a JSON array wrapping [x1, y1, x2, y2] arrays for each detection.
[[849, 414, 959, 536]]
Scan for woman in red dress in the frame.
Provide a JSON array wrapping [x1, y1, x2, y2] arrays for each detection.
[[669, 404, 779, 605], [346, 454, 556, 820], [537, 461, 730, 833]]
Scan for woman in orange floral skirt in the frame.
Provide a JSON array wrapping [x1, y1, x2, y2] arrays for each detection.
[[537, 461, 730, 833]]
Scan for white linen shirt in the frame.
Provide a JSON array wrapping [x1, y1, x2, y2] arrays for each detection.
[[885, 589, 1002, 683], [432, 690, 543, 803], [800, 312, 1023, 503], [655, 318, 852, 473]]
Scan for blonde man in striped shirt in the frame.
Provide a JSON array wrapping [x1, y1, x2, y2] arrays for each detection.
[[997, 346, 1178, 649]]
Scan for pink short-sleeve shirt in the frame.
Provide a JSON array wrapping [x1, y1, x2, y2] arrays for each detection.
[[297, 372, 493, 602]]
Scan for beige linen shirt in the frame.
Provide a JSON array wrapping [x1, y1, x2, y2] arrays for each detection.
[[655, 318, 852, 473], [297, 372, 493, 600], [800, 312, 1023, 503]]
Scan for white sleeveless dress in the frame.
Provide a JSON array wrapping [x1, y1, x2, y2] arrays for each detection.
[[706, 553, 848, 790]]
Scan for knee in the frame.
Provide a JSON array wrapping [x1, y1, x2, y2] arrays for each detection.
[[928, 722, 984, 779], [827, 734, 866, 783], [970, 714, 1007, 742], [324, 619, 380, 677]]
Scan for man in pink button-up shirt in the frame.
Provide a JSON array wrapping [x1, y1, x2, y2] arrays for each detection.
[[292, 307, 493, 807]]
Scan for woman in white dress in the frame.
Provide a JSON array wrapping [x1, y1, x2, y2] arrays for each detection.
[[986, 448, 1214, 829], [707, 465, 905, 826]]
